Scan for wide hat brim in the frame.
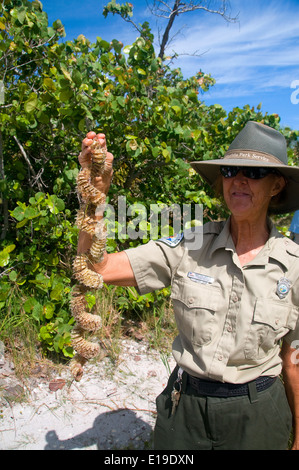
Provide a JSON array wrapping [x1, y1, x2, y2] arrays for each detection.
[[190, 121, 299, 214]]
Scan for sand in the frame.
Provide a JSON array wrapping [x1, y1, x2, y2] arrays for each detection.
[[0, 339, 174, 451]]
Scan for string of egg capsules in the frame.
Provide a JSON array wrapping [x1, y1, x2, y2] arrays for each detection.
[[69, 136, 111, 381]]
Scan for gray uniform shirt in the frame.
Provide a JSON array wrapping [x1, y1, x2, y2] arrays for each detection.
[[125, 218, 299, 384]]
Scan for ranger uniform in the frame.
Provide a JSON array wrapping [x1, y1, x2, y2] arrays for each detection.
[[125, 218, 299, 449], [126, 218, 299, 384]]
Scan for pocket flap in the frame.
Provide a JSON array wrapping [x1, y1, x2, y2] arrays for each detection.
[[253, 298, 298, 330], [171, 278, 221, 311]]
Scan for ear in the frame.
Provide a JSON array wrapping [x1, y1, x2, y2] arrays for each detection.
[[271, 175, 286, 197]]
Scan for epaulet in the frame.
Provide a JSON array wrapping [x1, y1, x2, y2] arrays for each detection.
[[203, 220, 225, 235], [157, 232, 184, 248], [284, 236, 299, 258]]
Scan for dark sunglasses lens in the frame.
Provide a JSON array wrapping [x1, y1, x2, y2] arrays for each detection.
[[220, 166, 238, 178], [243, 168, 274, 179], [220, 166, 276, 179], [243, 168, 262, 179]]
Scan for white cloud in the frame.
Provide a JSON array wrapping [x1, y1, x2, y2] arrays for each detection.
[[167, 0, 299, 95]]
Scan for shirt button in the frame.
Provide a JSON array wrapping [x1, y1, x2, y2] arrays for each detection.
[[231, 294, 238, 302], [227, 325, 233, 332], [218, 355, 223, 361], [188, 297, 194, 305]]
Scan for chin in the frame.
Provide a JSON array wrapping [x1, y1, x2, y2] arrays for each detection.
[[228, 202, 253, 216]]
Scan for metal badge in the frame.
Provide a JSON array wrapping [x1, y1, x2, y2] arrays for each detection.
[[276, 277, 291, 299], [187, 272, 214, 285]]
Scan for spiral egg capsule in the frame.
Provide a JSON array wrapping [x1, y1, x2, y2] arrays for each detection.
[[70, 135, 108, 381]]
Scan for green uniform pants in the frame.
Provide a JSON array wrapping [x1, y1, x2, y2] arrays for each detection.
[[154, 367, 292, 450]]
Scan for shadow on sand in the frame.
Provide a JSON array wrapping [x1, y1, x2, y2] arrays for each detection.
[[44, 408, 153, 450]]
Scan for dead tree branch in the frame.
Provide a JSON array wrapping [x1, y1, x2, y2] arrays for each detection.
[[147, 0, 239, 59], [13, 135, 43, 192], [0, 130, 9, 240]]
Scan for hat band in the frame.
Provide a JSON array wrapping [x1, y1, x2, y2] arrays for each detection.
[[223, 149, 284, 165]]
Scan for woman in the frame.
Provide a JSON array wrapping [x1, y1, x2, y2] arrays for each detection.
[[78, 121, 299, 450]]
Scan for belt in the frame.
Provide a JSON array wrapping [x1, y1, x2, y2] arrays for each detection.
[[188, 375, 276, 398]]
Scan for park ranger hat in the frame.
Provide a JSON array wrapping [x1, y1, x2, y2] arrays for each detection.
[[190, 120, 299, 214]]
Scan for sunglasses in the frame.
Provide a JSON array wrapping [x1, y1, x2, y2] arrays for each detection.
[[220, 166, 280, 179]]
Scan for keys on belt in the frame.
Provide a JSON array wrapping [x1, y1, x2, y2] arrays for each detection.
[[171, 367, 183, 415]]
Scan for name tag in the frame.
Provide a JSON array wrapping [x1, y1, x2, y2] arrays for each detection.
[[187, 272, 214, 285]]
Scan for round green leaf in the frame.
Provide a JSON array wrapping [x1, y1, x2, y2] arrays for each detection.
[[8, 270, 17, 282], [43, 303, 55, 319], [24, 93, 38, 114]]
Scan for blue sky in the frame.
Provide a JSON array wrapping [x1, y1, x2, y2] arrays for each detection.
[[41, 0, 299, 131]]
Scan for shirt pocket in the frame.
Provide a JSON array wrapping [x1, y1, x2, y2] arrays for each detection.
[[244, 298, 298, 360], [171, 278, 221, 348]]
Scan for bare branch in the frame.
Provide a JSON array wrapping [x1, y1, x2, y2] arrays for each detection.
[[149, 0, 238, 21], [147, 0, 174, 17], [164, 47, 210, 67], [13, 135, 43, 192], [0, 130, 9, 240], [147, 0, 239, 59], [158, 0, 180, 59], [118, 16, 143, 34]]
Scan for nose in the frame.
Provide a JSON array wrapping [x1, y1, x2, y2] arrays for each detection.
[[233, 170, 250, 182]]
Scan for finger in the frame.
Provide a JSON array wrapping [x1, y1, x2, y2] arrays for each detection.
[[95, 133, 106, 140], [103, 151, 113, 175], [82, 131, 98, 150], [80, 133, 110, 168], [82, 137, 94, 151], [94, 134, 107, 150], [106, 152, 114, 163], [80, 143, 92, 161], [86, 131, 97, 139]]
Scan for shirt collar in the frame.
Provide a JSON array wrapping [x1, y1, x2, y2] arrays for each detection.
[[210, 217, 234, 255], [210, 216, 292, 270]]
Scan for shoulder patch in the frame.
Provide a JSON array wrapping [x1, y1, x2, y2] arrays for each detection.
[[158, 232, 184, 248]]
